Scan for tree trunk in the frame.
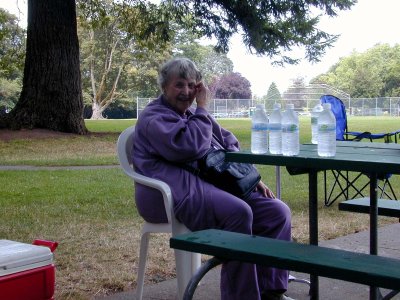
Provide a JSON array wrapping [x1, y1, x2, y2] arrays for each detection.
[[2, 0, 87, 134], [91, 102, 106, 120]]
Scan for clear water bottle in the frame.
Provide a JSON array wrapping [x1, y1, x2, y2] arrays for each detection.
[[311, 103, 323, 144], [268, 103, 282, 154], [318, 103, 336, 157], [281, 104, 299, 156], [251, 104, 268, 154]]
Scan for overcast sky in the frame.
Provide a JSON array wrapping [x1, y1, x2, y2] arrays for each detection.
[[1, 0, 400, 96]]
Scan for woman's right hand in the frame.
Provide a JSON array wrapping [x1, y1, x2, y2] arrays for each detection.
[[195, 82, 211, 109]]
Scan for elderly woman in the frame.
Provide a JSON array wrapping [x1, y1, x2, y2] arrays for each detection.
[[132, 57, 293, 300]]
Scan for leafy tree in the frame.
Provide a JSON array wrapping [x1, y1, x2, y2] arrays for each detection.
[[79, 15, 127, 119], [79, 6, 233, 119], [0, 78, 21, 114], [78, 2, 171, 119], [167, 0, 356, 65], [1, 0, 87, 133], [0, 8, 26, 80], [282, 77, 307, 109], [210, 72, 252, 99], [0, 0, 356, 133], [174, 33, 233, 84], [265, 82, 282, 110], [0, 8, 25, 114], [312, 44, 400, 98]]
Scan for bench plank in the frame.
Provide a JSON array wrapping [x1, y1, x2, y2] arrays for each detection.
[[339, 198, 400, 217], [170, 229, 400, 290]]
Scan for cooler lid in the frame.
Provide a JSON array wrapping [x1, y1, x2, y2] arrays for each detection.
[[0, 240, 53, 276]]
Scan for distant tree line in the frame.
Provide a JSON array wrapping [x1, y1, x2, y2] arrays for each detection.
[[311, 43, 400, 98]]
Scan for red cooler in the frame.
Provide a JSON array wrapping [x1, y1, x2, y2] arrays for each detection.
[[0, 239, 58, 300]]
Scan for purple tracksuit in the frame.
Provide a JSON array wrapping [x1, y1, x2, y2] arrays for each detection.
[[132, 95, 291, 300]]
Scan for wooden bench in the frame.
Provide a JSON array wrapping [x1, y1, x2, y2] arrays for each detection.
[[170, 229, 400, 300], [339, 198, 400, 218]]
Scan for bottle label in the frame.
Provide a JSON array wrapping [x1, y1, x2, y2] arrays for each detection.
[[269, 123, 282, 131], [252, 123, 268, 130], [318, 124, 336, 132], [282, 124, 298, 133], [311, 117, 318, 125]]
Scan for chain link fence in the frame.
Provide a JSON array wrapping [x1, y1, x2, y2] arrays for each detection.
[[136, 83, 399, 118], [137, 96, 400, 118]]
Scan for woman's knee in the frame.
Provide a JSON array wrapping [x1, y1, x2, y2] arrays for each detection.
[[273, 200, 292, 230], [279, 201, 292, 222], [220, 198, 253, 234]]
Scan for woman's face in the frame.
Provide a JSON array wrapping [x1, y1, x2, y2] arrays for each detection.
[[163, 75, 198, 114]]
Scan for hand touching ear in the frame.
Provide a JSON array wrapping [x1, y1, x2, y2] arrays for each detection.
[[195, 82, 211, 109]]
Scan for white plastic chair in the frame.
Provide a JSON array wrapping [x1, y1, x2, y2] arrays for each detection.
[[117, 125, 201, 300]]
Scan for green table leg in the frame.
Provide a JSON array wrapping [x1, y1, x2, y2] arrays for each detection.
[[369, 173, 379, 300], [309, 170, 319, 300]]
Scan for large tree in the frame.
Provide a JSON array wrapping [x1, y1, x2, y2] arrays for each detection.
[[1, 0, 87, 133], [210, 72, 252, 99], [0, 0, 356, 133], [167, 0, 356, 65]]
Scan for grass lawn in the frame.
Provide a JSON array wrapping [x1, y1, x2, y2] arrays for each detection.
[[0, 116, 399, 299]]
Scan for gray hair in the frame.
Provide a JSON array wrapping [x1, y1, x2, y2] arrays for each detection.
[[158, 57, 202, 91]]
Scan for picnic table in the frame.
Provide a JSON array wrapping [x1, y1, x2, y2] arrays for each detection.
[[225, 141, 400, 299]]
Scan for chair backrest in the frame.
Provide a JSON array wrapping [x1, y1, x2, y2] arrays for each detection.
[[117, 125, 135, 177], [320, 95, 347, 141], [117, 125, 173, 223]]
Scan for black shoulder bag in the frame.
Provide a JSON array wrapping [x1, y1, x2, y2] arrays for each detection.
[[177, 134, 261, 200]]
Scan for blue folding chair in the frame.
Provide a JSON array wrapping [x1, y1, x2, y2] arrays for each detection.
[[320, 95, 398, 206]]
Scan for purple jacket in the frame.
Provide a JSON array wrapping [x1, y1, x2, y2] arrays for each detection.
[[132, 95, 240, 223]]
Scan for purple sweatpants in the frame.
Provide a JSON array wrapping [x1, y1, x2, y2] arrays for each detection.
[[175, 182, 292, 300]]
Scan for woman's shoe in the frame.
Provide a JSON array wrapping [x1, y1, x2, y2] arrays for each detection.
[[261, 291, 295, 300]]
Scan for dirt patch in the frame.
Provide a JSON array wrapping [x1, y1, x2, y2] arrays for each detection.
[[0, 128, 78, 141], [0, 128, 118, 142]]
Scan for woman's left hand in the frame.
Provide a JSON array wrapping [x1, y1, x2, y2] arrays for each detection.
[[255, 181, 275, 199], [195, 81, 211, 108]]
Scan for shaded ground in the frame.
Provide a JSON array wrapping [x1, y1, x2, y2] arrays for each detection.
[[0, 128, 116, 142], [0, 128, 76, 141]]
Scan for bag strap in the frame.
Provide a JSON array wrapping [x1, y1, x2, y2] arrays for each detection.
[[211, 133, 226, 150], [179, 162, 201, 176]]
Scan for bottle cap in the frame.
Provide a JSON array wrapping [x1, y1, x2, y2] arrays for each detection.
[[273, 103, 281, 109], [322, 103, 331, 109], [313, 103, 323, 111], [256, 104, 265, 109]]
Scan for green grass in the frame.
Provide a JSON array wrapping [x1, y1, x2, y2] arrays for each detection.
[[0, 116, 399, 299], [84, 119, 136, 132]]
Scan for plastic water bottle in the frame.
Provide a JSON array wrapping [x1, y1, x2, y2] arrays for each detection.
[[251, 104, 268, 154], [268, 103, 282, 154], [318, 103, 336, 157], [311, 103, 323, 144], [281, 104, 299, 156]]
